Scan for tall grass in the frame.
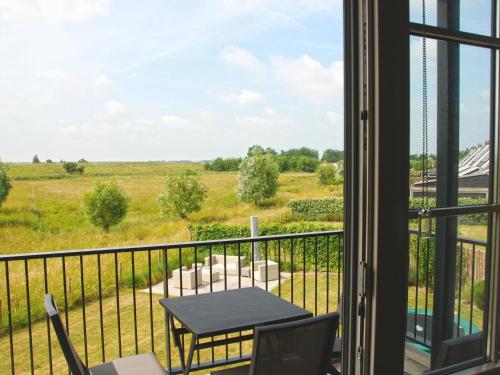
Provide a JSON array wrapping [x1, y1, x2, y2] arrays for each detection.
[[0, 162, 341, 335]]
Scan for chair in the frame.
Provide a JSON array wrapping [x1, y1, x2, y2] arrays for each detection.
[[205, 255, 246, 276], [44, 294, 166, 375], [431, 332, 484, 370], [211, 312, 340, 375]]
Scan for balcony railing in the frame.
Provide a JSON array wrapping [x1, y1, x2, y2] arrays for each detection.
[[0, 229, 486, 374], [0, 231, 343, 374]]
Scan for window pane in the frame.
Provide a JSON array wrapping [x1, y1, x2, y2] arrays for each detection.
[[409, 37, 492, 207], [410, 0, 494, 37], [405, 214, 490, 373]]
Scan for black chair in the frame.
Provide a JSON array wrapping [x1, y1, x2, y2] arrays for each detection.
[[433, 332, 484, 370], [44, 294, 166, 375], [211, 312, 340, 375]]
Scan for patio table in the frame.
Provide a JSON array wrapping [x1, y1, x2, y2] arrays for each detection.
[[159, 286, 312, 374]]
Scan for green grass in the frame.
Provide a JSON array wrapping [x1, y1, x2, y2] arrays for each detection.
[[0, 162, 341, 336], [0, 273, 342, 375]]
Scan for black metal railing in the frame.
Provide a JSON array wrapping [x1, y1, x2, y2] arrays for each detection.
[[0, 228, 488, 374], [406, 229, 487, 349], [0, 230, 343, 375]]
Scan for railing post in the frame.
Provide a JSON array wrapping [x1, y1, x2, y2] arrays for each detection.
[[251, 216, 260, 261]]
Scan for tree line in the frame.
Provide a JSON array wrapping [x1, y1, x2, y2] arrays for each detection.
[[204, 145, 344, 172]]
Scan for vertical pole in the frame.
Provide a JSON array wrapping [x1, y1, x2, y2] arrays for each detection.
[[431, 0, 460, 369], [251, 216, 260, 261]]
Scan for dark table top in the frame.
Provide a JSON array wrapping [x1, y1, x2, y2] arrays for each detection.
[[159, 287, 312, 338]]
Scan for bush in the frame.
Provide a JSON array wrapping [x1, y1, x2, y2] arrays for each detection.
[[237, 155, 279, 205], [157, 168, 208, 218], [0, 162, 12, 207], [278, 155, 319, 173], [318, 164, 342, 185], [188, 222, 343, 271], [63, 161, 84, 175], [288, 198, 344, 221], [204, 157, 241, 171], [82, 179, 129, 232], [473, 280, 485, 310]]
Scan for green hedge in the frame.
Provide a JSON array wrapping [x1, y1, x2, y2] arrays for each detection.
[[288, 197, 488, 224], [287, 198, 343, 221], [188, 222, 343, 272]]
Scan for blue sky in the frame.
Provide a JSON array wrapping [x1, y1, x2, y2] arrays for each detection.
[[0, 0, 492, 162]]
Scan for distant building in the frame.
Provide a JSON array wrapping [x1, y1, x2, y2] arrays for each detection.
[[410, 142, 489, 199]]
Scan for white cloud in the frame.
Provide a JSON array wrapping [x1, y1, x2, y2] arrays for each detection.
[[263, 108, 276, 116], [326, 110, 342, 125], [161, 115, 187, 124], [220, 90, 264, 104], [91, 74, 113, 90], [106, 100, 126, 115], [0, 0, 111, 24], [220, 46, 264, 72], [272, 55, 343, 102], [42, 69, 73, 83]]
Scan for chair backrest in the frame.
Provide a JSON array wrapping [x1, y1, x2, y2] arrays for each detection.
[[434, 332, 484, 369], [44, 294, 88, 375], [249, 312, 340, 375]]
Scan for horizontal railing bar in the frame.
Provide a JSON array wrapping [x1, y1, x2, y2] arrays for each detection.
[[408, 229, 488, 246], [166, 354, 252, 374], [408, 204, 500, 219], [410, 22, 500, 49], [194, 334, 253, 350], [0, 230, 343, 261]]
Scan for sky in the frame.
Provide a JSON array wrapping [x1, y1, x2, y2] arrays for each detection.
[[0, 0, 493, 162]]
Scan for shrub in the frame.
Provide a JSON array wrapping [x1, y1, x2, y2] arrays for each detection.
[[288, 198, 344, 221], [82, 179, 129, 232], [205, 157, 241, 171], [63, 161, 84, 175], [237, 155, 279, 205], [318, 164, 342, 185], [0, 161, 12, 207], [46, 159, 53, 164], [473, 280, 485, 310], [157, 168, 208, 218], [278, 155, 319, 173], [188, 222, 343, 271]]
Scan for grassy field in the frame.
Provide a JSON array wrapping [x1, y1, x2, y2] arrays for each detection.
[[0, 162, 341, 253], [0, 162, 342, 336]]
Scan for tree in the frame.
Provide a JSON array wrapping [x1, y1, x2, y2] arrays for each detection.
[[321, 149, 344, 163], [157, 168, 208, 218], [281, 147, 319, 160], [82, 179, 128, 232], [318, 164, 342, 185], [247, 145, 277, 157], [0, 162, 12, 207], [32, 155, 41, 164], [46, 159, 53, 164], [63, 162, 84, 175], [237, 154, 279, 204], [78, 158, 88, 163]]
